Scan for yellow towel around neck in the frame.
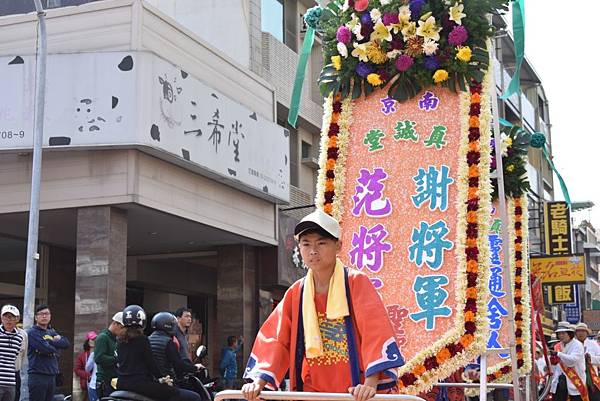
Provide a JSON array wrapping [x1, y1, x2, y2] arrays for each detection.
[[303, 258, 350, 358]]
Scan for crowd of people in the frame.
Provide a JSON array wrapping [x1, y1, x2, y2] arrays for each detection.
[[0, 302, 243, 401]]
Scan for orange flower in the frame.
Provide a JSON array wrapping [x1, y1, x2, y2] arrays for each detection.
[[326, 158, 336, 170], [514, 289, 522, 297], [515, 229, 523, 237], [494, 371, 502, 379], [515, 260, 523, 268], [465, 311, 475, 322], [468, 165, 479, 178], [467, 211, 478, 223], [413, 364, 426, 376], [325, 179, 335, 191], [397, 381, 405, 390], [465, 238, 477, 248], [460, 334, 474, 347], [516, 305, 523, 313], [330, 113, 340, 124], [467, 260, 478, 273], [471, 93, 481, 103], [436, 348, 451, 364], [466, 288, 477, 299], [516, 338, 523, 345], [517, 352, 523, 359], [323, 203, 333, 214], [515, 276, 522, 284], [328, 136, 338, 148], [468, 142, 480, 152], [468, 187, 478, 199], [515, 243, 523, 252], [469, 116, 480, 128]]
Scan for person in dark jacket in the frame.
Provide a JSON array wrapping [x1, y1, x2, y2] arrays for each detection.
[[116, 306, 197, 401], [27, 305, 70, 401]]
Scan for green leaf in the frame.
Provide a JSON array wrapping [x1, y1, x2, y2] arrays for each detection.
[[352, 78, 362, 99]]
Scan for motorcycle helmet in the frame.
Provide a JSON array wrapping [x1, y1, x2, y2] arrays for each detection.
[[151, 312, 177, 336], [122, 305, 147, 328]]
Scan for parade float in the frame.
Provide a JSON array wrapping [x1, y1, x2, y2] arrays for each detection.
[[293, 0, 539, 396]]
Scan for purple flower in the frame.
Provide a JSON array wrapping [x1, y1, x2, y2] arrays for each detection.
[[391, 36, 403, 50], [409, 0, 426, 17], [395, 55, 414, 72], [424, 55, 439, 70], [360, 13, 373, 26], [383, 12, 399, 26], [448, 25, 468, 46], [356, 62, 374, 78], [336, 26, 352, 44]]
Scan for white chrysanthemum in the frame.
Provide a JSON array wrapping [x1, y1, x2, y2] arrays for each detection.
[[370, 8, 382, 23], [422, 39, 439, 55], [380, 0, 392, 5]]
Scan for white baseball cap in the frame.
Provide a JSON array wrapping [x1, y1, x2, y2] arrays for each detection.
[[294, 208, 340, 240], [112, 312, 124, 325], [1, 305, 20, 317]]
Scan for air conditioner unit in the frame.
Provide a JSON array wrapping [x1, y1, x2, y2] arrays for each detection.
[[301, 157, 319, 169]]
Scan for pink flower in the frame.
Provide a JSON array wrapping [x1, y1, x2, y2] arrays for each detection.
[[448, 25, 468, 46], [336, 26, 352, 44], [354, 0, 369, 12], [395, 54, 414, 71]]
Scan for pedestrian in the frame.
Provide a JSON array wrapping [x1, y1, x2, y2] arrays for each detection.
[[85, 347, 98, 401], [575, 323, 600, 401], [242, 209, 404, 401], [0, 305, 24, 401], [27, 304, 70, 401], [219, 336, 243, 389], [549, 322, 587, 401], [116, 305, 197, 401], [173, 308, 193, 363], [14, 323, 28, 401], [94, 312, 124, 399], [74, 332, 96, 401]]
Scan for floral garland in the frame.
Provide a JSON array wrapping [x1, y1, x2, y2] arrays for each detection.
[[463, 196, 532, 395], [314, 94, 353, 220], [314, 67, 493, 394], [486, 196, 532, 382], [317, 0, 508, 102]]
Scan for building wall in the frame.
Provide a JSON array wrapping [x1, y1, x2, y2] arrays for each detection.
[[0, 149, 279, 244]]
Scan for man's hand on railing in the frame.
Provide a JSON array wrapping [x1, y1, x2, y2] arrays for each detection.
[[348, 384, 376, 401], [241, 378, 268, 401]]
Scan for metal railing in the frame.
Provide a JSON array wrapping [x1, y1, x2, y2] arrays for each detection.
[[214, 391, 426, 401]]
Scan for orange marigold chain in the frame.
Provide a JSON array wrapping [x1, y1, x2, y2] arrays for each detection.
[[322, 95, 343, 215], [398, 82, 484, 389], [486, 196, 526, 381]]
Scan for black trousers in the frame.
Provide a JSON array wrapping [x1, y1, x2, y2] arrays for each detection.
[[117, 378, 177, 401]]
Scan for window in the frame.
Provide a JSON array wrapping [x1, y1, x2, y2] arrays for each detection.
[[262, 0, 284, 43], [301, 141, 311, 159]]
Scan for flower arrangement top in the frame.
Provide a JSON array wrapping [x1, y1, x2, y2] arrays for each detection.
[[318, 0, 509, 102]]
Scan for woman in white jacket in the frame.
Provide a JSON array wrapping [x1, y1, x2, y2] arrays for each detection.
[[550, 322, 587, 401]]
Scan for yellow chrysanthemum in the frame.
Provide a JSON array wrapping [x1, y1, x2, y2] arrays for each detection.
[[416, 16, 441, 42], [366, 43, 388, 64], [367, 73, 383, 86], [433, 69, 449, 83], [331, 55, 342, 71], [456, 46, 472, 62]]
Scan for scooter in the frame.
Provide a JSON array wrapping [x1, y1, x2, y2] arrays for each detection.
[[182, 345, 218, 401]]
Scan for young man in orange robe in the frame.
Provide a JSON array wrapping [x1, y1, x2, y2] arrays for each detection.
[[242, 209, 404, 401]]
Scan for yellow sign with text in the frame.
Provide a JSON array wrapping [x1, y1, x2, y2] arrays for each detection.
[[531, 254, 585, 284]]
